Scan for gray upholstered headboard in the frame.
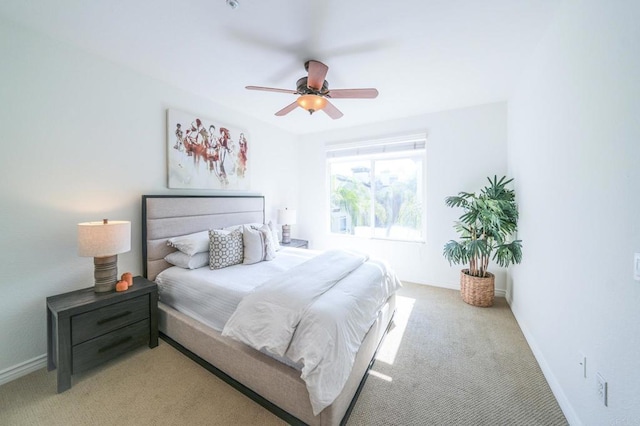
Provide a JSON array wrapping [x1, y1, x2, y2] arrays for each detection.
[[142, 195, 265, 280]]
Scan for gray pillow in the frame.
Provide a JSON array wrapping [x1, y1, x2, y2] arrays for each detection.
[[209, 229, 243, 269]]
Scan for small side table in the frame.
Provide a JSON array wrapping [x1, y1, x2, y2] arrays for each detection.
[[46, 276, 158, 393], [281, 238, 309, 249]]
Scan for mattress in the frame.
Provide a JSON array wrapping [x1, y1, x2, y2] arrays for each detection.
[[156, 247, 316, 332]]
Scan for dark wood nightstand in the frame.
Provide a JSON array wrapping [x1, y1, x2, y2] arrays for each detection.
[[46, 276, 158, 393], [280, 238, 309, 249]]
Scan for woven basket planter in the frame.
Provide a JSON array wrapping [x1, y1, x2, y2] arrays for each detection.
[[460, 269, 495, 307]]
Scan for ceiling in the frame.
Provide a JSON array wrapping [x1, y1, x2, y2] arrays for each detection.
[[0, 0, 561, 135]]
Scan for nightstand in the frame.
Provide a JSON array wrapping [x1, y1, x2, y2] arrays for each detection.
[[46, 276, 158, 393], [280, 238, 309, 249]]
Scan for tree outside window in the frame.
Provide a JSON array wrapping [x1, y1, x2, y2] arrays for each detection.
[[329, 150, 424, 242]]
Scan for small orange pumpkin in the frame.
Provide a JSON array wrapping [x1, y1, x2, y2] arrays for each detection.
[[121, 272, 133, 288], [115, 280, 129, 292]]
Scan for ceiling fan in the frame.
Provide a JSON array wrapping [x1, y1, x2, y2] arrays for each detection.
[[246, 60, 379, 119]]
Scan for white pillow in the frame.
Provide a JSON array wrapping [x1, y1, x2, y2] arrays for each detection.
[[268, 220, 281, 251], [223, 223, 263, 233], [209, 229, 243, 269], [167, 231, 209, 256], [259, 224, 277, 258], [242, 224, 276, 265], [165, 251, 209, 269]]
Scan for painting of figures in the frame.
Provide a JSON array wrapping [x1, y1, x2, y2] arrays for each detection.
[[167, 109, 249, 190]]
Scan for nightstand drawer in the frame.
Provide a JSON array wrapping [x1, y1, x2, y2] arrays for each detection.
[[72, 318, 150, 373], [72, 295, 149, 344]]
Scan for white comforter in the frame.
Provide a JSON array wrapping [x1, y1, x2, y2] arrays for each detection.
[[156, 248, 313, 332], [222, 250, 401, 415]]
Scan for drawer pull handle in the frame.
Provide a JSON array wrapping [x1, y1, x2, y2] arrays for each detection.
[[98, 336, 132, 353], [97, 311, 132, 325]]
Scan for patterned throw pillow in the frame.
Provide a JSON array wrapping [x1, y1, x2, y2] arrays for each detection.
[[209, 229, 243, 269]]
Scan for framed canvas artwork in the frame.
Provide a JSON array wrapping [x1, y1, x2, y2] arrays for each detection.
[[167, 109, 250, 190]]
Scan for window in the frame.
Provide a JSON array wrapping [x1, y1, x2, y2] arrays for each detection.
[[327, 135, 426, 242]]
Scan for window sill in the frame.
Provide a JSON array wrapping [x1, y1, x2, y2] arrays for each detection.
[[329, 233, 426, 244]]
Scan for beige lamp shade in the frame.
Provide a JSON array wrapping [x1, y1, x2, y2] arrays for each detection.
[[78, 219, 131, 293], [78, 220, 131, 257], [277, 208, 297, 225]]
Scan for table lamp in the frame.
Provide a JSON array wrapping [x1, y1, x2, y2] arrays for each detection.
[[277, 208, 297, 244], [78, 219, 131, 293]]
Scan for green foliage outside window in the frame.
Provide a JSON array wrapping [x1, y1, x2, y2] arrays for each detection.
[[329, 156, 423, 241]]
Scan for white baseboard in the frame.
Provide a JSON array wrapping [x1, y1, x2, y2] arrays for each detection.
[[0, 354, 47, 386], [507, 300, 581, 425]]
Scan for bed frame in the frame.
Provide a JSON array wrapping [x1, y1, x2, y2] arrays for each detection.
[[142, 195, 396, 426]]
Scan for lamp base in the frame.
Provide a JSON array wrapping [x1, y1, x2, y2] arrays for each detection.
[[281, 224, 291, 244], [94, 255, 118, 293]]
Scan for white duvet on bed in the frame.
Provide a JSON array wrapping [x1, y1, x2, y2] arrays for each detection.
[[156, 247, 315, 331], [222, 250, 369, 357], [223, 250, 401, 415]]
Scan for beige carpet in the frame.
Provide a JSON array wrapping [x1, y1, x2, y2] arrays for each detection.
[[348, 283, 567, 425], [0, 283, 567, 426], [0, 340, 285, 426]]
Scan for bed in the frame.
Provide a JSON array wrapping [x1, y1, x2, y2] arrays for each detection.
[[142, 195, 398, 425]]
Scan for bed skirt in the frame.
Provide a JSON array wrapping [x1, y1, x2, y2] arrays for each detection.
[[158, 294, 396, 426]]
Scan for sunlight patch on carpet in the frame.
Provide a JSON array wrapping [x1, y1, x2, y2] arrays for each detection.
[[368, 369, 393, 382], [375, 295, 415, 365]]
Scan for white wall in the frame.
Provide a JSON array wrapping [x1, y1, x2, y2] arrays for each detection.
[[508, 0, 640, 423], [296, 102, 508, 291], [0, 18, 297, 374]]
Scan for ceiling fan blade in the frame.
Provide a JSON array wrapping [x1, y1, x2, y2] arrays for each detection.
[[275, 101, 299, 116], [246, 86, 298, 95], [327, 88, 379, 99], [306, 60, 329, 91], [322, 100, 343, 120]]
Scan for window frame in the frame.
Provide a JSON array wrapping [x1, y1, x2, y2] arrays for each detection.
[[326, 135, 427, 243]]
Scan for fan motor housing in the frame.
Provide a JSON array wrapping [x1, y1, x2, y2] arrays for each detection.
[[296, 77, 329, 95]]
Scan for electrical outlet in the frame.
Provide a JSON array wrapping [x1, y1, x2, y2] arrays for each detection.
[[578, 352, 586, 378], [634, 253, 640, 281], [596, 373, 608, 406]]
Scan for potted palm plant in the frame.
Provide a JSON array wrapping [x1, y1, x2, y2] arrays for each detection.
[[443, 176, 523, 307]]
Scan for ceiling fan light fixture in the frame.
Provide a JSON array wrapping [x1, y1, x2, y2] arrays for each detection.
[[297, 94, 327, 114], [246, 59, 377, 119], [226, 0, 239, 10]]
